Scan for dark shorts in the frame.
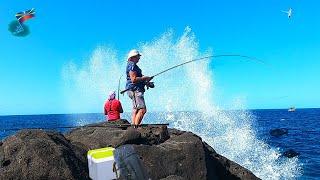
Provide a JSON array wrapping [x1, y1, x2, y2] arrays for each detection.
[[127, 91, 146, 109]]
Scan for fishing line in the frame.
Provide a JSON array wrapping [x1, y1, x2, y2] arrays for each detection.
[[151, 54, 267, 78], [121, 54, 267, 94]]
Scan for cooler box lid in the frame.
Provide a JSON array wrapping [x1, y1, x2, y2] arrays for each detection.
[[88, 147, 115, 162]]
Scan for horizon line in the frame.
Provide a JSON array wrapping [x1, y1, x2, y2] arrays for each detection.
[[1, 107, 319, 117]]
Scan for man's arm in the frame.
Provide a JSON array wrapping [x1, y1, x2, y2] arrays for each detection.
[[129, 71, 152, 83], [129, 71, 142, 83]]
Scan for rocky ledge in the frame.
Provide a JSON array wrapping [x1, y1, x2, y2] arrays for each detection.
[[0, 119, 260, 180]]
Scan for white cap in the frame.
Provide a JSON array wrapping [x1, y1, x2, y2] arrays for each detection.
[[108, 91, 116, 100], [127, 49, 141, 60]]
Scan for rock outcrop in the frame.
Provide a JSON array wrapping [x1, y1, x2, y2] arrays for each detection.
[[0, 130, 88, 180], [0, 119, 260, 180]]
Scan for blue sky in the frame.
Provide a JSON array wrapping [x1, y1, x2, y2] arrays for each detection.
[[0, 0, 319, 115]]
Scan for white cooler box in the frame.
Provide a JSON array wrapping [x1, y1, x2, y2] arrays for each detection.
[[87, 147, 117, 180]]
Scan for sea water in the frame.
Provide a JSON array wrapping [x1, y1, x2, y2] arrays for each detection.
[[0, 109, 319, 179]]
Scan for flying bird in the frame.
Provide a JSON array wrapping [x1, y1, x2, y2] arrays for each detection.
[[282, 8, 293, 18]]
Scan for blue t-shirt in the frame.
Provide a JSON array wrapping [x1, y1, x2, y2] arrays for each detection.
[[126, 61, 145, 92]]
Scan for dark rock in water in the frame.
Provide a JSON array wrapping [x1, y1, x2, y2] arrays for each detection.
[[0, 130, 88, 180], [1, 119, 260, 180], [283, 149, 300, 158], [269, 128, 288, 137]]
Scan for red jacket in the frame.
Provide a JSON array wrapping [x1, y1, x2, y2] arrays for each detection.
[[104, 99, 123, 121]]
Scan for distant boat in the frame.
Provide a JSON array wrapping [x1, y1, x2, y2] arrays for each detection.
[[288, 107, 296, 112]]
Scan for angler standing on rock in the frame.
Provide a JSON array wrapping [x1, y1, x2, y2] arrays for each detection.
[[125, 49, 154, 127]]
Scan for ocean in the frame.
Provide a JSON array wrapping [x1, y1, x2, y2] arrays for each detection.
[[0, 108, 319, 179]]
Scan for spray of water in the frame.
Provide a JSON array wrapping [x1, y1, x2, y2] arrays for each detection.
[[62, 27, 302, 179], [62, 46, 122, 113]]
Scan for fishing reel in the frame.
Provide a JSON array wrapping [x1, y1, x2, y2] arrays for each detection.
[[146, 82, 155, 89]]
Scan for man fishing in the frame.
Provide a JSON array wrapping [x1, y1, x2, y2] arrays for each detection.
[[121, 52, 262, 127], [125, 49, 154, 127]]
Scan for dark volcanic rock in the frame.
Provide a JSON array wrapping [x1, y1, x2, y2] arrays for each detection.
[[0, 130, 88, 180], [65, 119, 170, 149], [65, 119, 131, 150], [283, 149, 300, 158], [269, 128, 288, 137], [1, 119, 260, 180], [203, 142, 258, 180], [133, 131, 207, 179], [134, 125, 170, 145], [132, 130, 259, 180]]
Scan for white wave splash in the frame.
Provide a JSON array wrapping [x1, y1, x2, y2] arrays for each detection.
[[62, 27, 302, 179]]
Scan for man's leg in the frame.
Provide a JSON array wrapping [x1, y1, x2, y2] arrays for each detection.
[[131, 109, 138, 125], [134, 91, 146, 125], [134, 108, 146, 125], [127, 91, 138, 125]]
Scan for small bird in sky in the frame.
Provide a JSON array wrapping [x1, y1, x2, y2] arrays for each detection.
[[282, 8, 293, 18]]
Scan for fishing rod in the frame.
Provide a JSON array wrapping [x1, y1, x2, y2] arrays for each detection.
[[117, 75, 123, 100], [120, 54, 265, 94]]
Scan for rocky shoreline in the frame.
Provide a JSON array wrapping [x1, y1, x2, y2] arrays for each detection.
[[0, 119, 260, 179]]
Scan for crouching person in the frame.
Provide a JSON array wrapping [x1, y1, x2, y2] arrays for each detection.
[[104, 91, 123, 121]]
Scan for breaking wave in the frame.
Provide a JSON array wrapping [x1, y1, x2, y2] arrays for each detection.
[[62, 27, 302, 179]]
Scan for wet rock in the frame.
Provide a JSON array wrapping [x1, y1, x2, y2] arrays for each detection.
[[66, 121, 259, 179], [0, 130, 88, 180], [65, 119, 131, 150], [202, 140, 259, 180], [133, 130, 259, 180], [269, 128, 288, 137], [1, 120, 260, 180], [66, 120, 170, 149], [136, 125, 170, 145], [112, 127, 142, 147], [283, 149, 300, 158], [133, 131, 207, 179]]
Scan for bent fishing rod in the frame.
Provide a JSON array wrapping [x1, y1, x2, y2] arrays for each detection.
[[120, 54, 265, 94]]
